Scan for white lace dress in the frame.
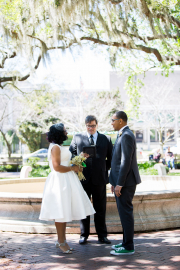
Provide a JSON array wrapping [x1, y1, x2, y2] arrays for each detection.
[[39, 143, 95, 222]]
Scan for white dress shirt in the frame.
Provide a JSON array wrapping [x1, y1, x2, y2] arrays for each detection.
[[87, 131, 98, 145], [118, 125, 128, 136]]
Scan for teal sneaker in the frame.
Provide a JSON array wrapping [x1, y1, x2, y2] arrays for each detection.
[[111, 243, 123, 250], [110, 247, 135, 255]]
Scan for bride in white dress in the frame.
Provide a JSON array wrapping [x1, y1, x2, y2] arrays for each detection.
[[39, 123, 95, 254]]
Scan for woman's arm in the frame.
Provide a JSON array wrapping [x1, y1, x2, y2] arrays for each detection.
[[51, 145, 80, 173]]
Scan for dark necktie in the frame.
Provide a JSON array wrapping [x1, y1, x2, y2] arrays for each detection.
[[90, 135, 94, 145]]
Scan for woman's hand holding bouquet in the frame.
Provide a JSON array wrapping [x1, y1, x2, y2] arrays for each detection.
[[70, 155, 87, 181]]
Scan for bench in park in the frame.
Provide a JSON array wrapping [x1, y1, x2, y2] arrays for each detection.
[[0, 157, 23, 166]]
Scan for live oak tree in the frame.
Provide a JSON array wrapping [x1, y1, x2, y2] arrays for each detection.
[[0, 0, 180, 89]]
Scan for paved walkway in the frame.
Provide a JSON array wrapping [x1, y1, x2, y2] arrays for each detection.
[[0, 169, 180, 179], [0, 229, 180, 269], [0, 172, 20, 178]]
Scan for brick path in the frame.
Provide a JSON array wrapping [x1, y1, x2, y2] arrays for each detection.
[[0, 229, 180, 270]]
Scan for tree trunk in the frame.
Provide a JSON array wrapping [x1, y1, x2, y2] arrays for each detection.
[[0, 130, 12, 157], [158, 130, 164, 158]]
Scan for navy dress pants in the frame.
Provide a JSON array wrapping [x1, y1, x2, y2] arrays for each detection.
[[115, 185, 136, 250]]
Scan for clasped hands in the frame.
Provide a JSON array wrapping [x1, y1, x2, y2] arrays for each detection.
[[80, 152, 90, 158], [111, 185, 122, 197], [71, 152, 89, 174], [72, 166, 83, 173]]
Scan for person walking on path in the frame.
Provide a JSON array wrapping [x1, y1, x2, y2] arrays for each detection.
[[165, 147, 175, 170], [39, 123, 95, 254], [109, 111, 141, 255], [69, 115, 113, 245]]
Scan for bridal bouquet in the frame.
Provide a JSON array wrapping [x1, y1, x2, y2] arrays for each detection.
[[70, 155, 87, 181]]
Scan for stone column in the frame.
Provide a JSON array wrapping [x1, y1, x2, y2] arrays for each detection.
[[155, 130, 158, 142], [147, 128, 150, 150], [175, 109, 178, 143], [143, 129, 147, 143]]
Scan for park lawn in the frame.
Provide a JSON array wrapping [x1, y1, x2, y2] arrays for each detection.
[[167, 172, 180, 176], [0, 177, 13, 179]]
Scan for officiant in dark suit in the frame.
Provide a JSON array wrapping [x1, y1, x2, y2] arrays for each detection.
[[109, 111, 141, 255], [69, 115, 113, 244]]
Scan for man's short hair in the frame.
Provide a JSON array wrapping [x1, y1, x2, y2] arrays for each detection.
[[115, 111, 128, 122], [85, 115, 98, 124]]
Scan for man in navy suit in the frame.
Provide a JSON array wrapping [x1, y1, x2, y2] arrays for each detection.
[[69, 115, 113, 245], [109, 111, 141, 255]]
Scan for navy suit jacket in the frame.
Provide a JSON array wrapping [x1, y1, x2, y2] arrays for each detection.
[[109, 126, 141, 187], [69, 132, 113, 185]]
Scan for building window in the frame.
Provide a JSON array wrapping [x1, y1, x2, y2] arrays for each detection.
[[150, 129, 156, 142], [135, 131, 143, 142], [167, 129, 175, 141]]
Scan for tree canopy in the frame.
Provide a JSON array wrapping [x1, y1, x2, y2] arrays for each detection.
[[0, 0, 180, 65], [0, 0, 180, 119]]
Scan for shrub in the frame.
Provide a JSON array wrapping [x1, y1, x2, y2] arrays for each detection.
[[0, 165, 6, 172], [138, 161, 156, 170], [139, 167, 158, 175], [175, 162, 180, 169], [25, 156, 50, 177], [26, 157, 40, 168], [5, 164, 18, 172], [30, 167, 51, 177], [0, 164, 23, 172]]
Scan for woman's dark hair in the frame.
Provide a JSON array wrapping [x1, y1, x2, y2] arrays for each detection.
[[115, 111, 128, 122], [47, 123, 67, 145]]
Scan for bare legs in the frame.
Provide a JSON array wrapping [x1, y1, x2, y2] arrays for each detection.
[[55, 222, 71, 252]]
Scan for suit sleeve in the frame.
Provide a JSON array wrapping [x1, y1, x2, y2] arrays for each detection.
[[106, 136, 113, 170], [117, 134, 135, 186], [69, 135, 77, 157]]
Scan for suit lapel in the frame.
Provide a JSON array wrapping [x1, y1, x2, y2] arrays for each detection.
[[82, 132, 91, 146], [112, 135, 120, 154], [82, 131, 102, 147], [112, 127, 129, 154], [96, 132, 103, 147]]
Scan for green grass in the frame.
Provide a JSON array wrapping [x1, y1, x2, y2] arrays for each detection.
[[0, 177, 14, 179], [168, 172, 180, 176]]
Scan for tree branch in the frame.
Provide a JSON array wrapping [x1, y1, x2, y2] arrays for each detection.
[[156, 13, 180, 29], [0, 51, 16, 69], [0, 55, 41, 86], [136, 45, 163, 62], [0, 129, 12, 157], [0, 29, 179, 88], [80, 36, 165, 62], [139, 0, 157, 35], [146, 34, 177, 41], [80, 36, 180, 65], [109, 0, 123, 4]]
